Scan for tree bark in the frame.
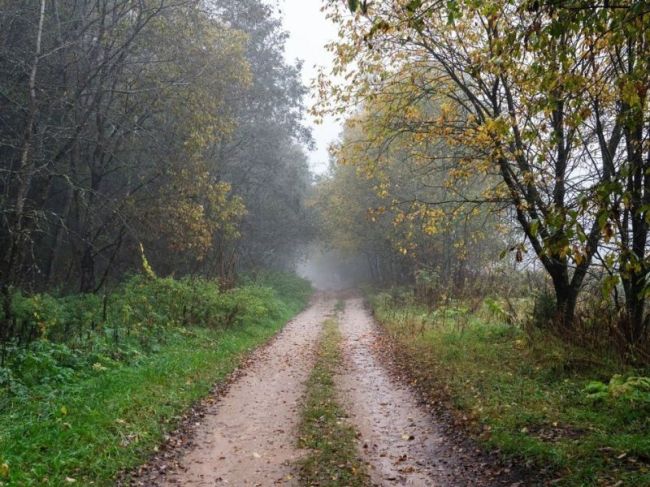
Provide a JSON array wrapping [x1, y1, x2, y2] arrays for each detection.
[[3, 0, 46, 285]]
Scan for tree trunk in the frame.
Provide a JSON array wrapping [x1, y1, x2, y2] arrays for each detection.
[[554, 283, 578, 328], [620, 87, 649, 346], [622, 278, 645, 344], [548, 263, 578, 327], [79, 241, 95, 293], [2, 0, 46, 285]]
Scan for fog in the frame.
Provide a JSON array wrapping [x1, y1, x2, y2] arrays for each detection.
[[296, 245, 371, 290]]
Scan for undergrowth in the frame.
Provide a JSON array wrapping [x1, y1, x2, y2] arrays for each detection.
[[298, 316, 369, 486], [369, 290, 650, 486], [0, 272, 310, 485]]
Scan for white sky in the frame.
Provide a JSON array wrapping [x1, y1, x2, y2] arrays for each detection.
[[277, 0, 340, 175]]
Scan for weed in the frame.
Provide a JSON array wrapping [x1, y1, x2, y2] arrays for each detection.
[[298, 318, 369, 486]]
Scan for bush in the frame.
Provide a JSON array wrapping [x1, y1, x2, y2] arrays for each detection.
[[0, 272, 311, 401], [530, 288, 557, 330]]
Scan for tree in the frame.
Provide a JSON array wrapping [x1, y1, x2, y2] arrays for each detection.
[[207, 0, 315, 275], [319, 98, 506, 292], [320, 0, 646, 330], [0, 1, 249, 291]]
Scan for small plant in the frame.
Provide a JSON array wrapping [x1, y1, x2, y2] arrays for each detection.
[[370, 289, 650, 486], [0, 273, 312, 399], [0, 272, 311, 485], [484, 297, 514, 325], [584, 375, 650, 405]]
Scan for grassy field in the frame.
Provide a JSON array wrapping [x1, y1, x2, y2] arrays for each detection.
[[0, 273, 310, 486], [369, 291, 650, 486], [298, 309, 369, 486]]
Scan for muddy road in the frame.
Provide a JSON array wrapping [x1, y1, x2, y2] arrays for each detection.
[[142, 294, 509, 486]]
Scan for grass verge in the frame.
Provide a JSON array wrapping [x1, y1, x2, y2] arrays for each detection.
[[0, 275, 310, 486], [298, 316, 369, 486], [369, 291, 650, 487]]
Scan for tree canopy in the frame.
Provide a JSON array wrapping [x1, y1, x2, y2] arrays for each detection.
[[0, 0, 314, 293], [317, 0, 649, 344]]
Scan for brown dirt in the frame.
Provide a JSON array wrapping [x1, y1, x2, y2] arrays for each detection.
[[159, 295, 335, 486], [337, 298, 517, 486]]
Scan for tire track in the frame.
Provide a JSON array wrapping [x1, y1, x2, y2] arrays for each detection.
[[337, 298, 498, 486], [162, 295, 334, 486]]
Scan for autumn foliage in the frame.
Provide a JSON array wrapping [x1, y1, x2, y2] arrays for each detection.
[[317, 0, 649, 352]]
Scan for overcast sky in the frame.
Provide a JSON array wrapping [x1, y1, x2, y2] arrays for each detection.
[[278, 0, 340, 175]]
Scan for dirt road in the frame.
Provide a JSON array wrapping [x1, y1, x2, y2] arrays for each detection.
[[151, 294, 507, 486], [162, 296, 334, 486], [337, 298, 499, 486]]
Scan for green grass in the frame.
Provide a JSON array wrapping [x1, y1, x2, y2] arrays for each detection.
[[370, 292, 650, 486], [0, 274, 310, 486], [298, 317, 369, 486]]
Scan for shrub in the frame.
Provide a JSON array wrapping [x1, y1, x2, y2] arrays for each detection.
[[530, 288, 557, 331], [0, 272, 311, 400]]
